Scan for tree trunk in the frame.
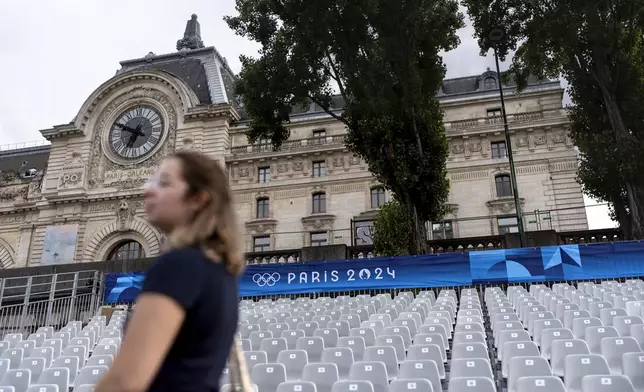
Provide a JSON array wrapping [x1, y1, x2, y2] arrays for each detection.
[[404, 193, 428, 255], [610, 191, 632, 240], [600, 93, 644, 239], [591, 63, 644, 239]]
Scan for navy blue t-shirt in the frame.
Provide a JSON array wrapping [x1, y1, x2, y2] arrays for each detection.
[[142, 246, 238, 392]]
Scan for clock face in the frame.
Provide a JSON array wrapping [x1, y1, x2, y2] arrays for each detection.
[[109, 106, 164, 160]]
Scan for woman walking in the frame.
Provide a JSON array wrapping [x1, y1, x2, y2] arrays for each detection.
[[96, 151, 244, 392]]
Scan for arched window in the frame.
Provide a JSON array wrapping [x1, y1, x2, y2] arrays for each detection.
[[495, 175, 513, 197], [371, 187, 386, 208], [107, 240, 145, 261], [312, 192, 326, 213], [484, 77, 497, 90]]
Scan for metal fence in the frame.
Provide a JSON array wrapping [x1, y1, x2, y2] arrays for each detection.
[[0, 265, 639, 336], [0, 270, 101, 336]]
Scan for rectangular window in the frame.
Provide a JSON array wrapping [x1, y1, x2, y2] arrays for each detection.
[[256, 198, 270, 219], [310, 231, 328, 246], [491, 141, 507, 159], [487, 108, 502, 117], [255, 138, 271, 152], [253, 236, 270, 252], [495, 175, 513, 197], [498, 216, 519, 235], [371, 188, 386, 209], [258, 167, 271, 184], [313, 129, 326, 139], [312, 193, 326, 213], [312, 161, 326, 178], [432, 221, 454, 240]]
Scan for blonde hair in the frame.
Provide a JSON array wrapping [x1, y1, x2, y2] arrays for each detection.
[[165, 151, 245, 276]]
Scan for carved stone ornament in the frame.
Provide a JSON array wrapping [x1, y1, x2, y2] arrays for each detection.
[[0, 215, 25, 224], [57, 152, 87, 190], [58, 171, 84, 188], [333, 156, 345, 168], [301, 214, 336, 230], [293, 162, 304, 171], [451, 143, 465, 154], [486, 197, 525, 215], [63, 153, 86, 170], [245, 218, 277, 234], [277, 163, 289, 173], [0, 170, 19, 185], [28, 175, 44, 198], [238, 167, 250, 177], [349, 156, 361, 166], [0, 186, 28, 202], [469, 143, 482, 153], [88, 85, 178, 189], [177, 137, 195, 151], [116, 200, 136, 231], [515, 137, 529, 148]]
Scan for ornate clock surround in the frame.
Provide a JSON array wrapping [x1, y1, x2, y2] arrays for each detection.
[[89, 85, 178, 191]]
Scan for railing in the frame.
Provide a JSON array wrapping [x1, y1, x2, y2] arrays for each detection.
[[0, 140, 50, 152], [446, 109, 564, 131], [246, 249, 302, 265], [559, 229, 622, 244], [229, 135, 346, 156], [228, 109, 568, 156], [0, 271, 101, 336]]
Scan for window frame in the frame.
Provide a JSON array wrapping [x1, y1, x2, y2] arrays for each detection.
[[312, 160, 326, 178], [431, 221, 454, 240], [107, 240, 146, 261], [258, 166, 271, 184], [487, 108, 502, 117], [256, 197, 270, 219], [491, 141, 507, 159], [495, 175, 513, 197], [310, 231, 328, 247], [370, 187, 386, 209], [253, 236, 271, 252], [312, 129, 326, 139], [498, 215, 520, 235], [312, 192, 327, 214], [484, 77, 498, 90]]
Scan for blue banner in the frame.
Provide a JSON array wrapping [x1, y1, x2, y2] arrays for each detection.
[[103, 241, 644, 304]]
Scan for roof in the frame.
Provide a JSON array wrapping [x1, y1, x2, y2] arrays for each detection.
[[0, 145, 50, 174], [118, 47, 237, 106]]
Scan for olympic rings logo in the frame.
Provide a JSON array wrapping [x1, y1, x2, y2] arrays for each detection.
[[252, 273, 281, 287]]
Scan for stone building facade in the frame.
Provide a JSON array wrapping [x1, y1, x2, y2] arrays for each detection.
[[0, 16, 586, 269]]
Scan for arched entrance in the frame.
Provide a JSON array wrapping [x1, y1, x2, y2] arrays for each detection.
[[106, 240, 146, 261]]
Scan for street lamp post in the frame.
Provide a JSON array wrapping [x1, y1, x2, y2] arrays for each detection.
[[489, 28, 528, 248]]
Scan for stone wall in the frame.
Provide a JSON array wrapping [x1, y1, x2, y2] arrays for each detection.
[[0, 69, 586, 269]]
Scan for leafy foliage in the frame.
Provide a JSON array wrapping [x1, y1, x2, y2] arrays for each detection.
[[226, 0, 464, 252], [463, 0, 644, 239], [372, 200, 412, 257]]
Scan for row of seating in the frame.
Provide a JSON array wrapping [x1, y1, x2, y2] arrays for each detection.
[[0, 307, 127, 392], [5, 279, 644, 391], [228, 280, 644, 392]]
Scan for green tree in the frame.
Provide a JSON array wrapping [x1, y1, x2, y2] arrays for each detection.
[[372, 200, 412, 256], [225, 0, 464, 253], [463, 0, 644, 239], [568, 81, 632, 237]]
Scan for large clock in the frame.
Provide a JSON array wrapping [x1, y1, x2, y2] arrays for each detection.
[[108, 105, 164, 160]]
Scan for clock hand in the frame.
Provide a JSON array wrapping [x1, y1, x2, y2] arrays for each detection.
[[134, 123, 145, 136], [114, 123, 138, 133], [126, 133, 137, 148]]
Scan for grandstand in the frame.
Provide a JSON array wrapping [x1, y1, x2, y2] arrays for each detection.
[[2, 276, 644, 391]]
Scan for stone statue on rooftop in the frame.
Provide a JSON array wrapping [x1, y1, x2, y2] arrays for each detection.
[[176, 14, 205, 51]]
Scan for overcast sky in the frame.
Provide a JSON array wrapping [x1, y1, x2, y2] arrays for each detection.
[[0, 0, 612, 228]]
